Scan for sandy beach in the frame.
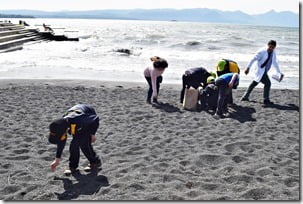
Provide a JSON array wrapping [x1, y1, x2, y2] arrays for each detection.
[[0, 79, 299, 200]]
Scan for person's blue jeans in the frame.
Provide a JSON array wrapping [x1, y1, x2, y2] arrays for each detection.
[[215, 78, 229, 115]]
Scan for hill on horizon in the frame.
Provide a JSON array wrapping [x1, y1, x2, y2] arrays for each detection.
[[0, 8, 299, 27]]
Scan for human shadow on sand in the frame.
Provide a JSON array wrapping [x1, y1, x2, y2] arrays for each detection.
[[244, 100, 299, 112], [54, 170, 109, 200], [228, 104, 256, 123], [262, 103, 299, 111], [152, 102, 182, 113]]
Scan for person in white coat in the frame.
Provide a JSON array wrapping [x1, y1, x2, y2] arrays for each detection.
[[241, 40, 284, 105]]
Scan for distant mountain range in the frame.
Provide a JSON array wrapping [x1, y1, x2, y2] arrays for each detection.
[[0, 13, 34, 19], [0, 8, 298, 27]]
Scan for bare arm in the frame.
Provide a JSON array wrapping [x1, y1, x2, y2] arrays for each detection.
[[228, 73, 239, 88]]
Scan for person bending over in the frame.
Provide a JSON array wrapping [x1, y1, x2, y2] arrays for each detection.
[[216, 59, 240, 105], [199, 76, 219, 112], [214, 73, 239, 119], [144, 56, 168, 104], [180, 67, 215, 103], [48, 104, 101, 175]]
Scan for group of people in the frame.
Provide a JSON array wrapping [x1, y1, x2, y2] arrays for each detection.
[[143, 40, 284, 118], [48, 40, 283, 175]]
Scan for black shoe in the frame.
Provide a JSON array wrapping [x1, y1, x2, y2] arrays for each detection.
[[152, 98, 158, 104], [264, 100, 274, 105], [241, 97, 249, 101], [146, 99, 151, 104]]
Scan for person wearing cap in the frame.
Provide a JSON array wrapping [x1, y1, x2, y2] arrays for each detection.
[[216, 59, 240, 76], [216, 59, 240, 105], [199, 75, 219, 112], [214, 73, 239, 119], [241, 40, 284, 105], [180, 67, 216, 103], [48, 104, 101, 175], [144, 56, 168, 104]]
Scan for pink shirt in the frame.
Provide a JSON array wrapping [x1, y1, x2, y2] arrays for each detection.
[[144, 66, 165, 98]]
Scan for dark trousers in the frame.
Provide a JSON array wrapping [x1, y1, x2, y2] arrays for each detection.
[[242, 72, 271, 100], [69, 134, 100, 169], [145, 76, 162, 100], [227, 91, 233, 104], [215, 78, 230, 115]]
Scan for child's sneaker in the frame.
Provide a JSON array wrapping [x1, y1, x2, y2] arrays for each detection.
[[84, 161, 102, 172], [64, 167, 78, 176]]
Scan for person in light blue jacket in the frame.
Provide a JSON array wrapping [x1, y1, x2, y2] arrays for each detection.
[[214, 73, 239, 118], [241, 40, 284, 105]]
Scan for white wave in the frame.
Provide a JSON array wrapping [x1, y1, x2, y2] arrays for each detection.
[[0, 18, 298, 89]]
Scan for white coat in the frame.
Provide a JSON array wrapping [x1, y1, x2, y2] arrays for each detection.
[[247, 47, 282, 83]]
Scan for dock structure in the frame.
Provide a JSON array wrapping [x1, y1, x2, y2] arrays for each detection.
[[0, 22, 43, 52], [0, 22, 79, 53]]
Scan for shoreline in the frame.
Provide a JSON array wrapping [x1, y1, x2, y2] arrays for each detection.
[[0, 78, 299, 200], [0, 78, 299, 90]]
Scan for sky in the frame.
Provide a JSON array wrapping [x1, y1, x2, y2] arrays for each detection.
[[0, 0, 299, 14]]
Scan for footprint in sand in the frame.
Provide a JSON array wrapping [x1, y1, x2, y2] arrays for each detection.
[[37, 149, 47, 154], [179, 160, 190, 166], [285, 167, 299, 175], [40, 156, 54, 161], [1, 163, 12, 169], [13, 149, 29, 154], [187, 190, 199, 198], [224, 142, 251, 153], [195, 154, 226, 167], [240, 188, 273, 200], [256, 167, 272, 176], [284, 177, 299, 187], [201, 183, 219, 191], [232, 155, 247, 163], [128, 183, 145, 191], [1, 185, 22, 195], [5, 155, 30, 160], [223, 174, 253, 184]]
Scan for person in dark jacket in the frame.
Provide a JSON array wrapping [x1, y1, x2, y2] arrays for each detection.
[[180, 67, 215, 103], [48, 104, 101, 175], [199, 76, 219, 112]]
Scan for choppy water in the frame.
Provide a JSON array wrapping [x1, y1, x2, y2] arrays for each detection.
[[0, 18, 299, 89]]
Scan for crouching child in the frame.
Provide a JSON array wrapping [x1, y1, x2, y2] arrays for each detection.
[[199, 76, 219, 112], [48, 104, 102, 175]]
